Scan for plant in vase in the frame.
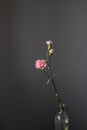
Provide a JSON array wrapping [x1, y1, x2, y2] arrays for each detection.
[[35, 40, 69, 130]]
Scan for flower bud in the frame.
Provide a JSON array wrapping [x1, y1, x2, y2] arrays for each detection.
[[49, 49, 54, 55], [46, 40, 53, 45], [46, 41, 53, 51]]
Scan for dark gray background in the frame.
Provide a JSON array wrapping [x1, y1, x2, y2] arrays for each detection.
[[0, 0, 87, 130]]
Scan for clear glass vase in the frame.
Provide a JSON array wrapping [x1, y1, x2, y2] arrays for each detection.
[[55, 111, 69, 130]]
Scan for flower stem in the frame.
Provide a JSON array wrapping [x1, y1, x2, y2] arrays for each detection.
[[49, 65, 62, 111], [45, 50, 64, 112]]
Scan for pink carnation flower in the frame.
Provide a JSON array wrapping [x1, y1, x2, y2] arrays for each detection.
[[35, 59, 47, 70], [46, 40, 53, 45]]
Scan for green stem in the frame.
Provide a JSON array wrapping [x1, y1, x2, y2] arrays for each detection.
[[49, 65, 62, 111], [45, 50, 64, 112], [43, 69, 51, 79]]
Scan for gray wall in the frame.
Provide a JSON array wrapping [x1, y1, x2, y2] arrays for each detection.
[[0, 0, 87, 130]]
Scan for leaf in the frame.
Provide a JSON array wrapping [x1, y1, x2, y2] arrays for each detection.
[[47, 79, 51, 85], [47, 74, 56, 85]]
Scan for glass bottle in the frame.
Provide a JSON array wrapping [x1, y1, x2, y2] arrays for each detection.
[[55, 110, 69, 130]]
